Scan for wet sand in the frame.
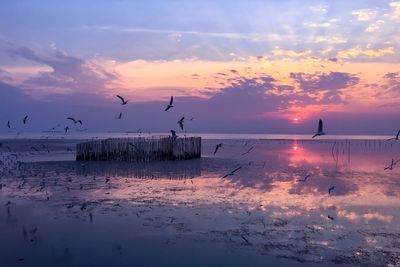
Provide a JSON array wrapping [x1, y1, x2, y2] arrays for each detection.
[[0, 138, 400, 266]]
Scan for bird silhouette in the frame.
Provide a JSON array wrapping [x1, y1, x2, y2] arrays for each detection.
[[387, 129, 400, 141], [297, 174, 310, 182], [177, 117, 184, 130], [222, 166, 242, 178], [65, 126, 69, 134], [170, 130, 177, 140], [165, 96, 174, 111], [116, 95, 128, 105], [23, 115, 28, 125], [241, 146, 254, 156], [312, 119, 326, 138], [117, 112, 122, 119], [7, 120, 10, 129], [328, 186, 335, 194], [214, 143, 222, 155], [384, 159, 395, 170]]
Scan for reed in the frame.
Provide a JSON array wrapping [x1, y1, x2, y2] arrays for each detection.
[[76, 136, 201, 162]]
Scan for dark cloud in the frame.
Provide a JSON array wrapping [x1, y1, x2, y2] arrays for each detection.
[[8, 46, 117, 93]]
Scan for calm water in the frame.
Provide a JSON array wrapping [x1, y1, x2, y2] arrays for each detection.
[[0, 138, 399, 266], [0, 132, 394, 140]]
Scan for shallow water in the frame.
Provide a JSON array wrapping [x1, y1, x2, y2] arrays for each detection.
[[0, 138, 399, 266]]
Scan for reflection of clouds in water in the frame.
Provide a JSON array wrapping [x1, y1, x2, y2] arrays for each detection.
[[0, 139, 400, 265]]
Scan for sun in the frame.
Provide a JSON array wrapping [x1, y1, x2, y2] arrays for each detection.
[[292, 117, 299, 122]]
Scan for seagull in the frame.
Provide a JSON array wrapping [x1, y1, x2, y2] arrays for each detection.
[[384, 159, 395, 170], [7, 120, 10, 129], [117, 112, 122, 119], [387, 129, 400, 141], [116, 95, 128, 105], [297, 174, 310, 182], [312, 119, 326, 138], [23, 115, 28, 125], [170, 130, 177, 140], [214, 143, 223, 155], [177, 117, 184, 130], [328, 186, 335, 194], [241, 146, 254, 156], [67, 117, 78, 124], [165, 96, 174, 111], [222, 166, 242, 178]]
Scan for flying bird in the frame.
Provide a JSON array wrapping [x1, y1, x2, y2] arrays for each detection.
[[170, 130, 177, 140], [328, 186, 335, 194], [165, 96, 174, 111], [117, 112, 122, 119], [67, 117, 77, 124], [297, 174, 310, 182], [387, 129, 400, 141], [312, 119, 326, 138], [384, 159, 395, 170], [222, 166, 242, 178], [214, 143, 223, 155], [116, 95, 128, 105], [23, 115, 28, 124], [327, 215, 335, 220], [177, 117, 185, 130], [241, 146, 254, 156]]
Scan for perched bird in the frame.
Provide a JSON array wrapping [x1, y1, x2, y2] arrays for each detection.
[[312, 119, 326, 138], [384, 159, 395, 170], [387, 129, 400, 141], [165, 96, 174, 111], [328, 186, 335, 194], [170, 130, 177, 140], [116, 95, 128, 105], [297, 174, 310, 182], [214, 143, 223, 155], [117, 112, 122, 119], [23, 115, 28, 125], [64, 126, 69, 134], [222, 166, 242, 178], [177, 117, 185, 130]]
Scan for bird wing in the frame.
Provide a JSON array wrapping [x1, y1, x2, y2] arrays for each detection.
[[169, 96, 173, 105], [397, 129, 400, 139], [116, 95, 125, 103], [214, 145, 219, 154], [232, 166, 242, 173], [23, 116, 28, 123], [67, 117, 77, 123], [318, 119, 323, 132]]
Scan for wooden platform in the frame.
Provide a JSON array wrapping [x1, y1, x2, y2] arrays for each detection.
[[76, 136, 201, 162]]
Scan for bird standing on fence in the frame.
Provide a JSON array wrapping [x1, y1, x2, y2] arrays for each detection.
[[178, 117, 185, 130], [312, 119, 326, 138], [387, 130, 400, 141], [116, 95, 128, 105], [165, 96, 174, 111], [170, 130, 177, 140]]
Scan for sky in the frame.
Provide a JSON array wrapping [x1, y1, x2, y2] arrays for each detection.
[[0, 0, 399, 134]]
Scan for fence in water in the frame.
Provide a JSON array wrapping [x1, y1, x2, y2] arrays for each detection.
[[76, 136, 201, 162]]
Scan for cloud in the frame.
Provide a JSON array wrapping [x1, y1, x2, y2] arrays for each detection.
[[289, 72, 359, 103], [8, 45, 118, 95], [352, 9, 377, 21], [304, 18, 338, 28], [338, 46, 395, 59], [383, 72, 400, 93], [271, 49, 312, 58], [313, 36, 347, 44], [365, 20, 385, 32]]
